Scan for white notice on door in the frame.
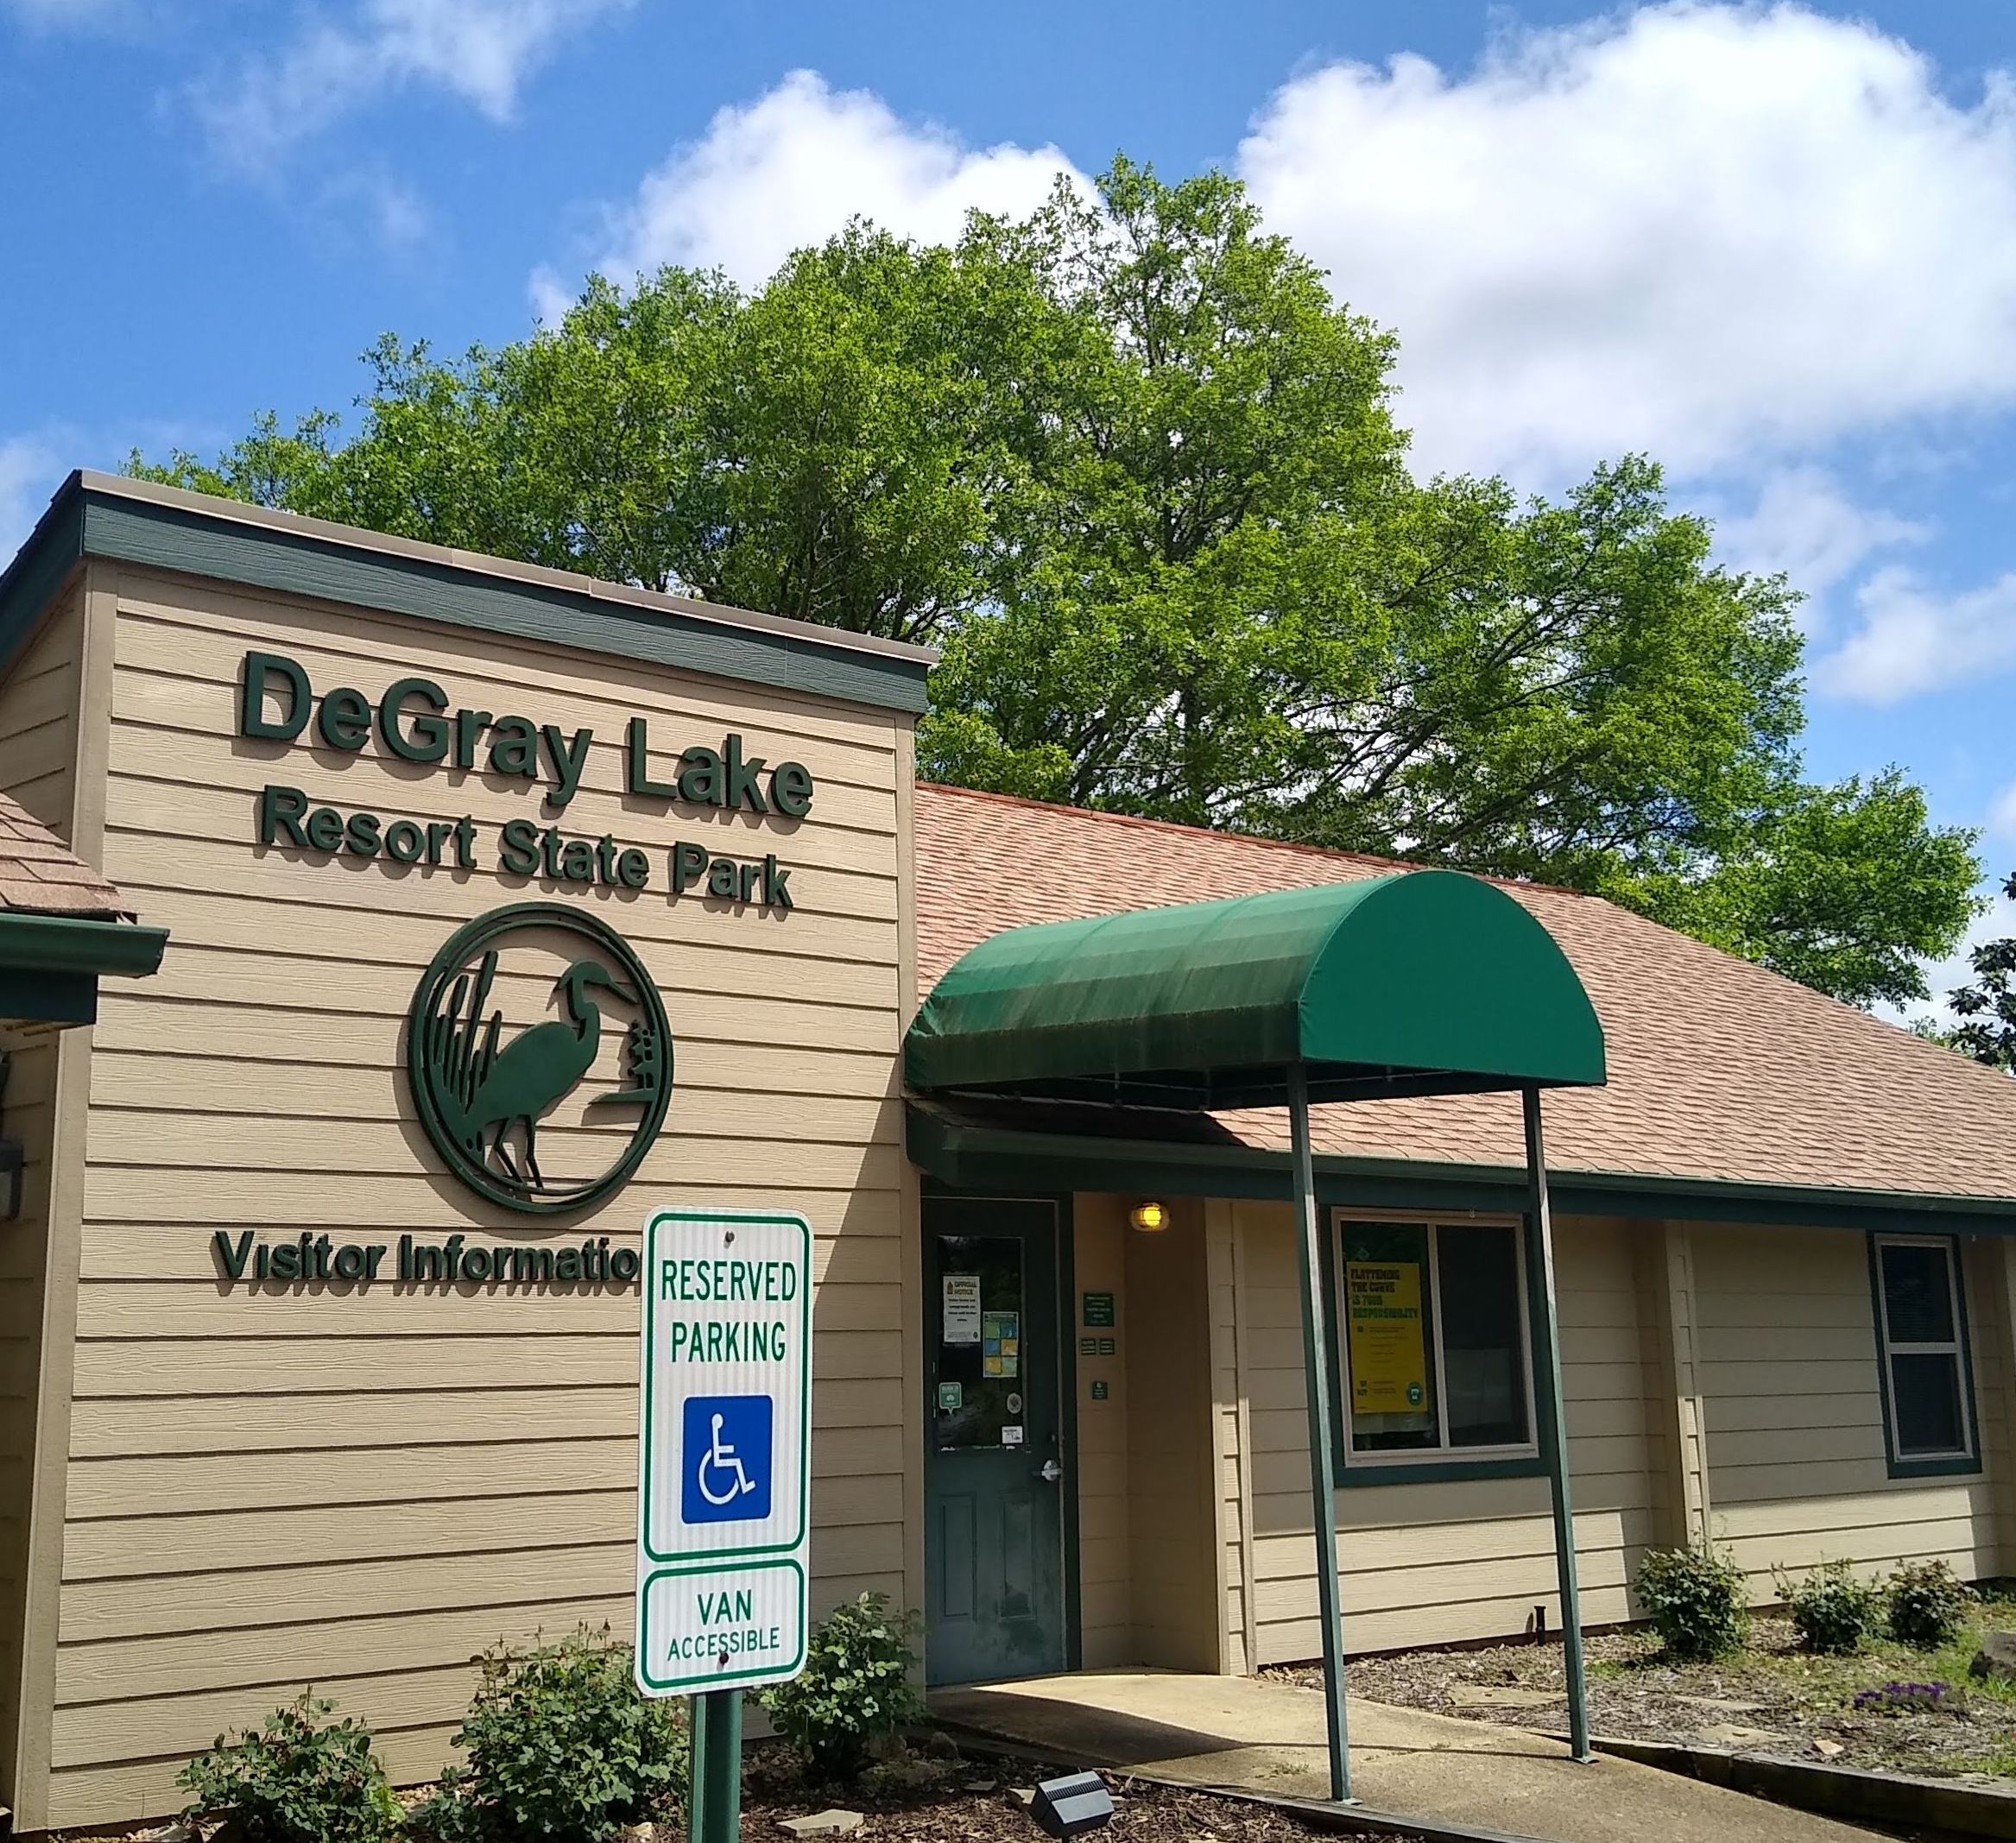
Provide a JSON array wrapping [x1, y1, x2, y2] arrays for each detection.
[[943, 1274, 982, 1344]]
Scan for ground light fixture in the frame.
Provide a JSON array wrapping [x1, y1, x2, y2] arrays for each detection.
[[1029, 1772, 1115, 1838], [1128, 1199, 1169, 1233]]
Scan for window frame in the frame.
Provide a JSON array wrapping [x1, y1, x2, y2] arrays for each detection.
[[1870, 1231, 1981, 1480], [1326, 1207, 1543, 1486]]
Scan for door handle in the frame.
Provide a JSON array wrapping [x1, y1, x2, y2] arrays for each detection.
[[1038, 1460, 1063, 1483]]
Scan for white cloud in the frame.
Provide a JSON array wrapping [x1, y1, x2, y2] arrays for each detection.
[[1814, 563, 2016, 704], [192, 0, 628, 169], [1713, 466, 1927, 632], [1236, 3, 2016, 482], [571, 69, 1083, 293]]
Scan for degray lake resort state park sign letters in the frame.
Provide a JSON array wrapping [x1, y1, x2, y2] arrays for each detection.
[[238, 649, 814, 907]]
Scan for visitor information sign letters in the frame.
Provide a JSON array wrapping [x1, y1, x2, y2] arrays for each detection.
[[635, 1207, 812, 1695]]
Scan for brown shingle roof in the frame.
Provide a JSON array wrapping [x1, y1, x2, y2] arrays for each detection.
[[914, 783, 2016, 1203], [0, 792, 132, 921]]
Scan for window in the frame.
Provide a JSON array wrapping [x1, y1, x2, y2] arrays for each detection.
[[1873, 1234, 1976, 1472], [1335, 1215, 1534, 1466]]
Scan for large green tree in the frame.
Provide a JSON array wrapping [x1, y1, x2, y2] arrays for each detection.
[[136, 158, 1980, 1009]]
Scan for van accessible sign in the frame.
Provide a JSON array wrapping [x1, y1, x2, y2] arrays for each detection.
[[635, 1208, 812, 1696]]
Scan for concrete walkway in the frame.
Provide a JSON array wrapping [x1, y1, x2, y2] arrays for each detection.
[[931, 1670, 1883, 1843]]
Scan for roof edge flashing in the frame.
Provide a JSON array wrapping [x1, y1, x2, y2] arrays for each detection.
[[0, 912, 169, 979], [0, 471, 936, 716]]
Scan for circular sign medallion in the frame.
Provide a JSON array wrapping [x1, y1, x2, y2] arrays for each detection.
[[407, 901, 673, 1215]]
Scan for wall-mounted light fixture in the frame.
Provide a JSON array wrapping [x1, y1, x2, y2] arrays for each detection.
[[0, 1052, 22, 1222], [1128, 1199, 1169, 1234]]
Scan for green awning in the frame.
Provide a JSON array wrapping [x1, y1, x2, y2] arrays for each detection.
[[906, 869, 1605, 1108]]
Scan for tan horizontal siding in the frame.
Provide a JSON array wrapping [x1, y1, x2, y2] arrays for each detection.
[[78, 1168, 902, 1230], [80, 1112, 905, 1178], [86, 1054, 903, 1135], [1695, 1223, 2004, 1587], [129, 935, 897, 1023], [63, 1467, 901, 1585], [87, 1000, 898, 1094], [96, 880, 897, 975], [74, 1276, 903, 1341], [41, 568, 919, 1830], [59, 1523, 905, 1645]]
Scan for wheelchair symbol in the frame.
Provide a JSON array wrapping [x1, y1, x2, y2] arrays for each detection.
[[697, 1412, 757, 1506], [680, 1394, 774, 1524]]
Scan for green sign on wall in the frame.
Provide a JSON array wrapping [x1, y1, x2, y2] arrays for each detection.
[[407, 901, 673, 1215]]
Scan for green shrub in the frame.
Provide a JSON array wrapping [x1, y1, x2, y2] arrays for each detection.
[[1781, 1558, 1884, 1654], [441, 1626, 687, 1843], [177, 1692, 398, 1843], [405, 1770, 486, 1843], [761, 1594, 924, 1783], [1635, 1545, 1750, 1660], [1888, 1560, 1975, 1650]]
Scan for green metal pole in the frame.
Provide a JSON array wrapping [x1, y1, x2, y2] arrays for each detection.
[[1524, 1087, 1592, 1764], [1288, 1064, 1352, 1802], [686, 1688, 743, 1843]]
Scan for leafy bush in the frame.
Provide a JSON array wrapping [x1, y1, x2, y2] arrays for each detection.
[[1888, 1560, 1975, 1650], [177, 1693, 398, 1843], [436, 1626, 688, 1843], [761, 1594, 924, 1782], [1635, 1545, 1750, 1661], [1781, 1558, 1884, 1654]]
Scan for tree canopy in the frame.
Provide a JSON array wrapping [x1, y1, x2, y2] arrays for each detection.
[[1945, 874, 2016, 1070], [136, 157, 1981, 1009]]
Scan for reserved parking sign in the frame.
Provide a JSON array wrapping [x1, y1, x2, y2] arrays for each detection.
[[635, 1208, 812, 1696]]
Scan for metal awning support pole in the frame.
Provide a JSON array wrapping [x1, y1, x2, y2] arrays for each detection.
[[1288, 1063, 1351, 1802], [1524, 1086, 1592, 1764]]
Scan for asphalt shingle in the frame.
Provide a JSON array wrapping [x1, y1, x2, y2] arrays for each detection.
[[914, 783, 2016, 1202], [0, 792, 133, 921]]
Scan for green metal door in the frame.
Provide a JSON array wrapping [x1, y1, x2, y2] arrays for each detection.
[[923, 1195, 1068, 1686]]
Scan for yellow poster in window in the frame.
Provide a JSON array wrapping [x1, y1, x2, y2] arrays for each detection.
[[1344, 1260, 1428, 1414]]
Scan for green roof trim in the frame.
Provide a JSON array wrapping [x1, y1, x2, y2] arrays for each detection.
[[906, 870, 1606, 1108], [0, 473, 934, 716], [0, 912, 169, 979], [906, 1103, 2016, 1235]]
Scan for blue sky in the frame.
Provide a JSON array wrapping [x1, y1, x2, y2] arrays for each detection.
[[6, 0, 2016, 1013]]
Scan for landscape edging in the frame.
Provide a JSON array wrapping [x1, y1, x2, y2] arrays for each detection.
[[1567, 1731, 2016, 1840]]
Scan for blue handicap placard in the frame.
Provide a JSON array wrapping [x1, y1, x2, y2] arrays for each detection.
[[680, 1393, 774, 1524]]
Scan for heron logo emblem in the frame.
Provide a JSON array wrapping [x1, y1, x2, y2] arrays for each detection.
[[407, 902, 673, 1215]]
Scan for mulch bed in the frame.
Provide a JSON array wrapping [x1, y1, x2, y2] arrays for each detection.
[[1267, 1614, 2016, 1783], [737, 1744, 1419, 1841]]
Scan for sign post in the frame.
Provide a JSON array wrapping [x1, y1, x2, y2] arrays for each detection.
[[635, 1208, 812, 1843]]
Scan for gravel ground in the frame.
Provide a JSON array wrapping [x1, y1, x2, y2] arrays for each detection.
[[1268, 1614, 2016, 1783], [737, 1746, 1419, 1841]]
